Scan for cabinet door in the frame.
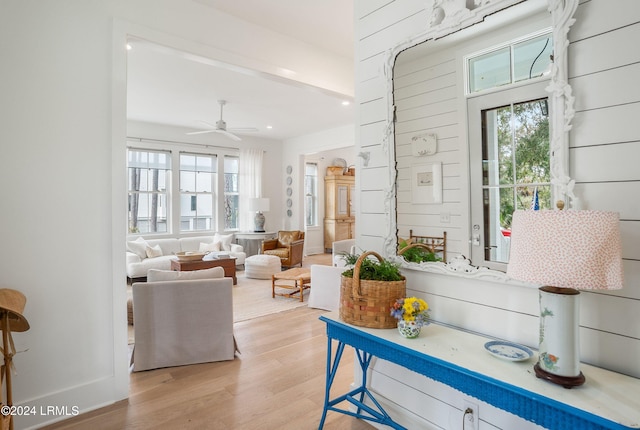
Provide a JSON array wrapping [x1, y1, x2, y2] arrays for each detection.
[[335, 220, 350, 241], [337, 185, 349, 217]]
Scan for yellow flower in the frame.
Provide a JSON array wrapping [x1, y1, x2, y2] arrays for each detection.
[[391, 297, 430, 323]]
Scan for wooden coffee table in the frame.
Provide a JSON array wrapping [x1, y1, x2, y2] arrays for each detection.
[[170, 257, 237, 285], [271, 267, 311, 302]]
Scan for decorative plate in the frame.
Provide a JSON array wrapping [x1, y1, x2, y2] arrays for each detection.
[[484, 341, 533, 362], [286, 187, 292, 196], [286, 176, 292, 185], [286, 165, 293, 174], [287, 209, 292, 217], [286, 198, 292, 207], [332, 158, 347, 168]]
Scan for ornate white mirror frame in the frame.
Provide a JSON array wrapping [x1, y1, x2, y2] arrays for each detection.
[[381, 0, 579, 281]]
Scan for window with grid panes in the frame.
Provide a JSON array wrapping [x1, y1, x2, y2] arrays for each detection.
[[127, 149, 170, 234], [180, 153, 216, 232]]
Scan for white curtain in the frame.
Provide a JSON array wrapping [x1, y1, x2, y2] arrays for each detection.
[[239, 148, 263, 231]]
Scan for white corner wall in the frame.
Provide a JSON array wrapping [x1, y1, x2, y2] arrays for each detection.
[[0, 1, 352, 428]]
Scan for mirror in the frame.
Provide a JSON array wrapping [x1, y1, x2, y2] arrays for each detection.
[[382, 0, 579, 280]]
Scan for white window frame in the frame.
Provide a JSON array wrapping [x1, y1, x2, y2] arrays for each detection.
[[305, 162, 319, 227], [179, 152, 217, 232], [126, 142, 240, 236], [127, 148, 171, 234], [468, 80, 551, 271]]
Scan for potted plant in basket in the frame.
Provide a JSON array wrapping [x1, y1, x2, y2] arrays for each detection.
[[339, 251, 406, 329], [390, 297, 430, 338], [340, 251, 404, 282]]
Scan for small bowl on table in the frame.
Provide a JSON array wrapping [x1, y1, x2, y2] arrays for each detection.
[[175, 251, 205, 262]]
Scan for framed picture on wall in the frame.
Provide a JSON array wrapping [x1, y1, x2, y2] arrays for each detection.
[[411, 162, 442, 204]]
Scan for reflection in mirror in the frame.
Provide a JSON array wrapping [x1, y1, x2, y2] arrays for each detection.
[[383, 0, 579, 280], [480, 97, 551, 264]]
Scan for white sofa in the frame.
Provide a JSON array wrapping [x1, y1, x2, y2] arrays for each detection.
[[126, 233, 246, 280]]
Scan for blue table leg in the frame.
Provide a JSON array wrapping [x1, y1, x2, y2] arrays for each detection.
[[318, 337, 406, 430]]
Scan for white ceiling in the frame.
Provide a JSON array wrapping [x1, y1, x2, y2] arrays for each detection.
[[126, 1, 355, 141]]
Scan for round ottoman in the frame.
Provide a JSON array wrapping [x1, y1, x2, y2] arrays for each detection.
[[245, 254, 281, 279]]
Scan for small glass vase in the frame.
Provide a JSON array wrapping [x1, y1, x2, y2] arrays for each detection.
[[397, 320, 423, 339]]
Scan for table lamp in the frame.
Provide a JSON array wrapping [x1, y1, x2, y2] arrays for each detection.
[[507, 208, 624, 388], [248, 198, 270, 232]]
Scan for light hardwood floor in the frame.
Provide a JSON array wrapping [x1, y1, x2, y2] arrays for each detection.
[[42, 255, 374, 430]]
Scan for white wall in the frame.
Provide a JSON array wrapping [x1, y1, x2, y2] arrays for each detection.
[[305, 146, 357, 255], [354, 0, 640, 428], [281, 125, 355, 252], [0, 1, 352, 428]]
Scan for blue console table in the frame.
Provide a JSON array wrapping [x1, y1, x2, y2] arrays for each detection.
[[319, 312, 640, 430]]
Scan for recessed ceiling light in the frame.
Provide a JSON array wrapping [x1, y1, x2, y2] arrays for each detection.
[[266, 125, 273, 129], [341, 101, 350, 106]]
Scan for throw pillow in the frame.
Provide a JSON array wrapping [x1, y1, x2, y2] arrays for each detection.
[[199, 241, 221, 253], [127, 237, 148, 259], [145, 244, 163, 258], [214, 233, 234, 251], [147, 266, 225, 282]]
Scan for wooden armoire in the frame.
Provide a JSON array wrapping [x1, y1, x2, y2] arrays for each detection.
[[324, 174, 355, 252]]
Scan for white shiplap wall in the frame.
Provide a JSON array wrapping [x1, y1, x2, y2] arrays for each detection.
[[354, 0, 640, 428]]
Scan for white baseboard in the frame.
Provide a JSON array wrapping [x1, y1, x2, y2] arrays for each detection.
[[16, 375, 125, 429]]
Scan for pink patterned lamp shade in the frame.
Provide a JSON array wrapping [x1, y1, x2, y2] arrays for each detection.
[[507, 210, 624, 290]]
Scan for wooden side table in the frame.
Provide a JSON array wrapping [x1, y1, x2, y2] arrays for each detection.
[[271, 268, 311, 302], [170, 258, 237, 285]]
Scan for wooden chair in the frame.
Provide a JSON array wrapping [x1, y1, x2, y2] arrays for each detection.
[[261, 230, 305, 268], [400, 230, 447, 262]]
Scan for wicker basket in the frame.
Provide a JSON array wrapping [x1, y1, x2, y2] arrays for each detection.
[[339, 251, 406, 329]]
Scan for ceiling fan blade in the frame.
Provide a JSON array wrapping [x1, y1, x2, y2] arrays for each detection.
[[186, 129, 217, 135], [228, 127, 259, 133], [215, 129, 242, 141], [196, 120, 218, 128]]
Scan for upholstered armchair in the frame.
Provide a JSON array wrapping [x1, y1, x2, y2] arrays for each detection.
[[261, 230, 305, 268], [131, 268, 236, 371], [331, 239, 356, 267]]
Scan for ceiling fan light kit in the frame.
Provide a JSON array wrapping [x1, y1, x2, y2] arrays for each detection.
[[186, 100, 258, 141]]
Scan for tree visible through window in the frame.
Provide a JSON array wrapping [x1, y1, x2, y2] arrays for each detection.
[[127, 149, 170, 234], [468, 31, 553, 269], [180, 153, 216, 231], [224, 156, 239, 230], [481, 97, 550, 263]]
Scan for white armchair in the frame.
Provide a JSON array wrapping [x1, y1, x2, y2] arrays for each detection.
[[132, 272, 236, 371], [331, 239, 356, 267]]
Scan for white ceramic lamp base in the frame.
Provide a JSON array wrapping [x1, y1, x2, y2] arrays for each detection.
[[535, 286, 585, 388], [254, 211, 265, 233]]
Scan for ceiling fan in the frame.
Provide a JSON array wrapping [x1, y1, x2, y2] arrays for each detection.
[[186, 100, 258, 141]]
